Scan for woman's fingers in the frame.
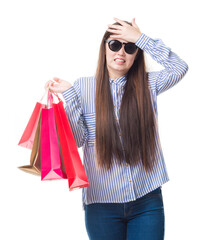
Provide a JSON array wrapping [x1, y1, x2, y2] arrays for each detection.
[[131, 18, 140, 31], [132, 18, 137, 28], [107, 24, 122, 38], [44, 78, 59, 91], [45, 77, 72, 93], [49, 84, 59, 93], [44, 80, 53, 89], [113, 17, 127, 26], [107, 24, 122, 30], [108, 34, 121, 39], [45, 78, 62, 90], [107, 28, 121, 34], [107, 17, 141, 43], [53, 77, 62, 83]]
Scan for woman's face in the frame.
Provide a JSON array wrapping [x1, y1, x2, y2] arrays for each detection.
[[105, 38, 138, 80]]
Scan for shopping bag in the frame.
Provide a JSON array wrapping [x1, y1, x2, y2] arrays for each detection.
[[40, 92, 67, 180], [18, 114, 41, 175], [52, 96, 89, 190], [18, 102, 43, 149]]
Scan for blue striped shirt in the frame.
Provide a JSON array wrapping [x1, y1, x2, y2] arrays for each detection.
[[62, 33, 188, 210]]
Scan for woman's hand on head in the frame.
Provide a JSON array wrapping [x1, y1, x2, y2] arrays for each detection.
[[107, 17, 142, 43], [44, 77, 72, 93]]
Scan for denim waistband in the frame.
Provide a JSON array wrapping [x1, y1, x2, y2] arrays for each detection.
[[150, 186, 162, 194]]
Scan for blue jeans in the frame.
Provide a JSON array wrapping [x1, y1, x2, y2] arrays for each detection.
[[84, 187, 164, 240]]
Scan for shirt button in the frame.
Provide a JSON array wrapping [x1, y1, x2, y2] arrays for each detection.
[[129, 180, 132, 183], [143, 37, 145, 41], [114, 105, 116, 108], [126, 164, 129, 167], [116, 117, 118, 121], [113, 90, 115, 93]]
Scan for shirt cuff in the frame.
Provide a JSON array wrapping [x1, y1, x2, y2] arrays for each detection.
[[135, 33, 150, 50], [62, 86, 77, 102]]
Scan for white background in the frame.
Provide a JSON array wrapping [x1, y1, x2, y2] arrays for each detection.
[[0, 0, 205, 239]]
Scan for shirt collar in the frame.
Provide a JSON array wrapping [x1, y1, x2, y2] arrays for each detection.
[[109, 74, 127, 87]]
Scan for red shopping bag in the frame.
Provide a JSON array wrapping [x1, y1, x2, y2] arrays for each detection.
[[18, 114, 41, 175], [40, 92, 67, 180], [52, 95, 89, 190], [18, 102, 44, 149]]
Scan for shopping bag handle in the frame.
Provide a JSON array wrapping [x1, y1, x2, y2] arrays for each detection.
[[51, 91, 62, 102], [47, 90, 52, 108], [39, 90, 48, 103], [39, 88, 62, 108], [47, 90, 62, 108]]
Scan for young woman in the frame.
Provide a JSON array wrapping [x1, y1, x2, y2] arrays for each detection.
[[47, 17, 188, 240]]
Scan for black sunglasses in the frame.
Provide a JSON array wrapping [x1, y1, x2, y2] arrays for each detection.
[[105, 39, 138, 54]]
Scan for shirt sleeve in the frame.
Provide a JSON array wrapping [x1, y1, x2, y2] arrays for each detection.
[[135, 33, 189, 96], [62, 78, 88, 148]]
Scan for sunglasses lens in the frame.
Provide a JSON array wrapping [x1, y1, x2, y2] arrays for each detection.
[[108, 40, 122, 52], [125, 43, 137, 54], [107, 40, 137, 54]]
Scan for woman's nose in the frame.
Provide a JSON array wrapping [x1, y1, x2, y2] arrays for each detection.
[[117, 46, 126, 55]]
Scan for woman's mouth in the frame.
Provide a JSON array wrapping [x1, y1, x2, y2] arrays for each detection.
[[114, 58, 126, 64]]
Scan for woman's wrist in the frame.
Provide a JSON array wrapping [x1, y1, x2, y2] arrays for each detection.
[[135, 32, 142, 43]]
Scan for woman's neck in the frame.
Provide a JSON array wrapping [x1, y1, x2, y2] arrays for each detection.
[[109, 72, 127, 80]]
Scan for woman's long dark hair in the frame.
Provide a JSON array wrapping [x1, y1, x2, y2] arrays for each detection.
[[95, 22, 157, 173]]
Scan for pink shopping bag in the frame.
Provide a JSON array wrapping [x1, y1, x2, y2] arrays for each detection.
[[40, 91, 67, 180], [18, 102, 43, 149]]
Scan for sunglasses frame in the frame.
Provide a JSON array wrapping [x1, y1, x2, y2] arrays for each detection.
[[105, 39, 138, 54]]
